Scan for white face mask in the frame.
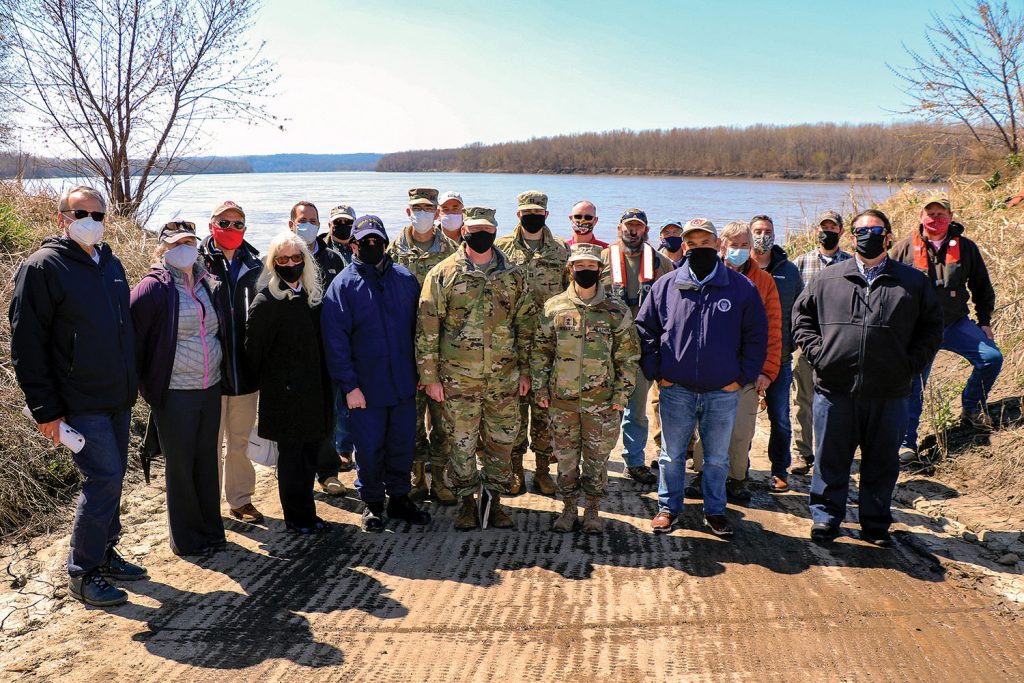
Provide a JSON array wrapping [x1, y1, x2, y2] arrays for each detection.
[[67, 216, 104, 247], [294, 221, 319, 245], [440, 213, 463, 231], [164, 243, 199, 270], [411, 209, 435, 234]]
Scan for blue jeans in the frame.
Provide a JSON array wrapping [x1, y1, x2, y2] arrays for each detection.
[[621, 372, 652, 468], [764, 360, 793, 477], [65, 410, 131, 577], [903, 317, 1003, 450], [658, 384, 740, 516]]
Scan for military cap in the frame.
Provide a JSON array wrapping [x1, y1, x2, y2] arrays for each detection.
[[816, 209, 843, 228], [329, 204, 356, 222], [567, 242, 604, 264], [408, 188, 439, 207], [517, 190, 548, 211], [681, 217, 717, 238], [353, 214, 388, 241], [212, 200, 245, 220], [463, 206, 497, 228], [923, 195, 952, 212], [619, 208, 648, 226]]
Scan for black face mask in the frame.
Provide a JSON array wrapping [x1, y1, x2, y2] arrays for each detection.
[[332, 220, 353, 242], [275, 261, 305, 284], [686, 247, 718, 280], [660, 235, 683, 253], [357, 239, 385, 266], [572, 268, 600, 289], [818, 231, 840, 251], [520, 214, 546, 234], [464, 230, 496, 254], [855, 231, 888, 260]]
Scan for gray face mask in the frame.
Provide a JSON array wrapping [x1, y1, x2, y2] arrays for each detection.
[[294, 221, 319, 245], [752, 233, 774, 253], [164, 243, 198, 270]]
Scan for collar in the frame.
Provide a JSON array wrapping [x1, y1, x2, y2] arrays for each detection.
[[567, 283, 607, 307]]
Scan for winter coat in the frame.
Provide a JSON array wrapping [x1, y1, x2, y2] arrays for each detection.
[[763, 244, 803, 365]]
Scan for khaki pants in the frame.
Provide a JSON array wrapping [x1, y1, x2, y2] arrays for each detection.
[[792, 350, 815, 462], [218, 392, 258, 509], [692, 384, 758, 481], [649, 383, 662, 453]]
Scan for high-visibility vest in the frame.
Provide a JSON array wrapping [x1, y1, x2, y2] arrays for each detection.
[[609, 243, 656, 307]]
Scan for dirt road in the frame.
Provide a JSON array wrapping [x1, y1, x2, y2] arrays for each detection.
[[2, 427, 1023, 682]]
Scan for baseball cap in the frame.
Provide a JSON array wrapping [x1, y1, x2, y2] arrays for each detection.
[[211, 200, 245, 220], [619, 209, 648, 226], [330, 204, 356, 222], [463, 206, 497, 228], [517, 191, 548, 211], [567, 242, 604, 264], [817, 210, 844, 228], [352, 215, 388, 241], [923, 195, 952, 211], [439, 191, 463, 206], [408, 188, 439, 207], [681, 217, 717, 238], [659, 218, 684, 233], [159, 221, 198, 243]]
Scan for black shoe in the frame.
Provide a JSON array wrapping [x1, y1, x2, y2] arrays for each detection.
[[791, 459, 813, 476], [99, 548, 148, 581], [725, 477, 752, 502], [684, 472, 703, 499], [810, 522, 840, 542], [68, 571, 128, 607], [625, 465, 657, 487], [361, 505, 385, 533], [860, 528, 893, 548], [703, 514, 734, 537], [387, 494, 432, 525]]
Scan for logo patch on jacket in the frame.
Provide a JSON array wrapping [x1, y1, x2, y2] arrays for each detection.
[[717, 299, 732, 313]]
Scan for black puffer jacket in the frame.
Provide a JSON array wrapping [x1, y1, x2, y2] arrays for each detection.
[[792, 257, 944, 399], [8, 237, 137, 422]]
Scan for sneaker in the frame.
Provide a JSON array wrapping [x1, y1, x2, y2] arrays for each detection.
[[768, 475, 789, 494], [899, 447, 919, 466], [68, 571, 128, 607], [791, 458, 813, 476], [810, 522, 840, 542], [360, 506, 385, 533], [725, 477, 752, 502], [319, 476, 347, 496], [626, 465, 657, 488], [684, 472, 703, 499], [860, 528, 893, 548], [386, 494, 432, 525], [963, 411, 994, 431], [99, 548, 148, 581], [651, 511, 675, 534], [230, 503, 264, 524], [702, 514, 734, 537]]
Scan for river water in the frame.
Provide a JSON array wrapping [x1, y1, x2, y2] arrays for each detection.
[[40, 171, 906, 251]]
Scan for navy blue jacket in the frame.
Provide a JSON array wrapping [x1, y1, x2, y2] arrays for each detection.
[[635, 257, 768, 392], [321, 255, 420, 407]]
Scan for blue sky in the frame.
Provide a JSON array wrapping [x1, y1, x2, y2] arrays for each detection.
[[198, 0, 963, 155]]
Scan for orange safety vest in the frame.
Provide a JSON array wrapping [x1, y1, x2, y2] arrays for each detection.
[[609, 243, 656, 307]]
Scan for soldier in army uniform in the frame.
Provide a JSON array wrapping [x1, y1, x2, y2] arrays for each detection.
[[438, 191, 465, 243], [601, 209, 674, 488], [532, 243, 640, 533], [495, 191, 569, 497], [417, 207, 537, 530], [387, 188, 459, 505]]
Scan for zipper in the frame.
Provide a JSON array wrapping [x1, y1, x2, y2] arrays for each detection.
[[69, 332, 77, 375], [578, 306, 587, 406], [190, 276, 210, 389], [696, 287, 705, 388], [854, 283, 869, 396]]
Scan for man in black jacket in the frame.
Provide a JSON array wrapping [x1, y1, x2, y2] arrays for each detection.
[[792, 209, 943, 546], [9, 185, 146, 607], [199, 200, 265, 523], [890, 196, 1002, 462]]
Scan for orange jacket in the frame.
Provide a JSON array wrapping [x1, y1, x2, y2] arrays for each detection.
[[742, 260, 782, 381]]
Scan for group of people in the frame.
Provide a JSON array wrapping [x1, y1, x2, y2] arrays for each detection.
[[8, 184, 1002, 609]]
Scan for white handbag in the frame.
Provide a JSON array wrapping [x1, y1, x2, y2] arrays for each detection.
[[246, 427, 279, 467]]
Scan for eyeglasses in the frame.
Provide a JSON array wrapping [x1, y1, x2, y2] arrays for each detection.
[[215, 220, 245, 230], [852, 226, 887, 236], [572, 214, 595, 221], [63, 209, 106, 222], [273, 254, 304, 266], [163, 221, 195, 231]]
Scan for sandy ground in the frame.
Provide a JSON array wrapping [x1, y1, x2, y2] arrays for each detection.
[[1, 410, 1023, 682]]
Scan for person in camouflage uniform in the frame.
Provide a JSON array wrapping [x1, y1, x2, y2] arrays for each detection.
[[387, 188, 459, 505], [417, 207, 537, 530], [494, 190, 569, 497], [532, 243, 639, 534]]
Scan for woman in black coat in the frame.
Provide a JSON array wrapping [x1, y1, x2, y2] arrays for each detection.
[[245, 232, 331, 534]]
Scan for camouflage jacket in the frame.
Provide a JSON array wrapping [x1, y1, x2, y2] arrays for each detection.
[[495, 225, 570, 309], [531, 284, 640, 409], [417, 244, 537, 385], [386, 226, 459, 287]]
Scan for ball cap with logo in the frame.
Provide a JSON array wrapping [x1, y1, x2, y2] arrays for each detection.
[[330, 204, 357, 222], [681, 217, 717, 238], [619, 208, 648, 226], [211, 200, 245, 220], [439, 191, 463, 207], [517, 191, 548, 211], [352, 215, 388, 242], [463, 207, 498, 228]]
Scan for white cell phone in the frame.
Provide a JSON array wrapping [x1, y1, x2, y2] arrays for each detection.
[[22, 407, 86, 454]]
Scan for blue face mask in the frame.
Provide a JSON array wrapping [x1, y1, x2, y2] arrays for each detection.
[[725, 247, 750, 267], [660, 235, 683, 252]]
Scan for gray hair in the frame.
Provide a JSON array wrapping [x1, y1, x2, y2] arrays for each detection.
[[58, 185, 107, 212], [720, 220, 752, 245]]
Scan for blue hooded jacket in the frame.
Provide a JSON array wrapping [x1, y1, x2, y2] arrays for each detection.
[[321, 255, 420, 407], [635, 257, 768, 392]]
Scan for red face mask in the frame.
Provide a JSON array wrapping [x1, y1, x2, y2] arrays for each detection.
[[922, 215, 950, 238], [212, 225, 245, 250]]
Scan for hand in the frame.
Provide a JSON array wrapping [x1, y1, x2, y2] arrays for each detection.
[[425, 382, 445, 402], [38, 417, 65, 446], [722, 381, 741, 392], [346, 388, 367, 410], [416, 383, 424, 391], [658, 379, 673, 388], [612, 404, 624, 412], [755, 374, 771, 392], [537, 397, 550, 409], [981, 325, 994, 340], [519, 374, 531, 397]]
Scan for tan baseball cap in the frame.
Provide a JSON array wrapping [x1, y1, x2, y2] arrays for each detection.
[[463, 206, 497, 228], [211, 200, 245, 220], [567, 242, 603, 264], [681, 217, 717, 238], [517, 190, 548, 211], [817, 210, 843, 228], [923, 195, 952, 211]]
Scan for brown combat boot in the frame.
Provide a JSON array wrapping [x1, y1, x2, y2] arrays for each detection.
[[509, 452, 525, 495], [410, 462, 429, 502], [532, 454, 557, 496], [487, 493, 515, 529], [454, 494, 478, 530], [551, 495, 578, 532], [429, 458, 457, 506], [581, 496, 604, 534]]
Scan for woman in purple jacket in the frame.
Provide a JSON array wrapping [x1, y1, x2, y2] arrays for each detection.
[[131, 222, 228, 556]]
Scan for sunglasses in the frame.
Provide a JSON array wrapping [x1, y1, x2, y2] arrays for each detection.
[[63, 209, 106, 222], [572, 214, 595, 221], [274, 254, 304, 266], [332, 219, 353, 228], [215, 220, 245, 230], [852, 226, 887, 236], [163, 220, 196, 231]]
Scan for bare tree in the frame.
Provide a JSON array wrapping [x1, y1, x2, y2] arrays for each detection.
[[0, 0, 276, 219], [0, 13, 16, 145], [891, 1, 1024, 156]]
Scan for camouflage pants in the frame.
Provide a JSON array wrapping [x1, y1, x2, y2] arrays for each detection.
[[512, 398, 552, 463], [414, 390, 447, 464], [442, 379, 519, 496], [550, 402, 621, 498]]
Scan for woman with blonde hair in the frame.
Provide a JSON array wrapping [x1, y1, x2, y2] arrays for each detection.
[[245, 232, 331, 534]]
